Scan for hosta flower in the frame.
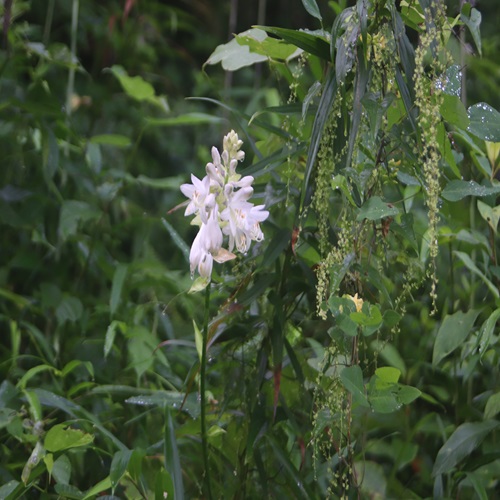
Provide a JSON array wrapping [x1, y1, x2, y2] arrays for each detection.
[[180, 174, 210, 219], [180, 130, 269, 281]]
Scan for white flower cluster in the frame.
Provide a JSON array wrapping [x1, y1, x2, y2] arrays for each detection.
[[180, 130, 269, 279]]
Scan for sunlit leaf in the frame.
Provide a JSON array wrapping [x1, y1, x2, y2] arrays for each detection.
[[44, 424, 94, 452]]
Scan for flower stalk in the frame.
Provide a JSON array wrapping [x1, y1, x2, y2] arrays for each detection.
[[200, 283, 213, 500]]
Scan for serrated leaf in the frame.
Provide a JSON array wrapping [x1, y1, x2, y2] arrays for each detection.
[[432, 420, 499, 476], [44, 424, 94, 452], [432, 309, 480, 366]]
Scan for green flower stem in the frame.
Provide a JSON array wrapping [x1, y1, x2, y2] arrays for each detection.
[[200, 282, 213, 500]]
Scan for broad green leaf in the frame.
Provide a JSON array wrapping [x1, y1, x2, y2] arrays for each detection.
[[236, 32, 299, 60], [256, 26, 330, 60], [110, 264, 128, 316], [375, 367, 401, 385], [441, 180, 500, 202], [164, 406, 184, 499], [52, 454, 71, 485], [454, 250, 499, 299], [340, 365, 370, 407], [440, 94, 469, 128], [461, 6, 482, 56], [44, 424, 94, 452], [432, 309, 481, 366], [89, 134, 131, 148], [432, 420, 499, 476], [369, 391, 400, 413], [477, 200, 500, 234], [467, 103, 500, 142], [357, 196, 400, 221], [204, 29, 268, 71], [302, 0, 322, 20], [397, 385, 421, 404], [484, 392, 500, 420]]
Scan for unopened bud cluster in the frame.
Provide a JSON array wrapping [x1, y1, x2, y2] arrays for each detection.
[[180, 131, 269, 279]]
